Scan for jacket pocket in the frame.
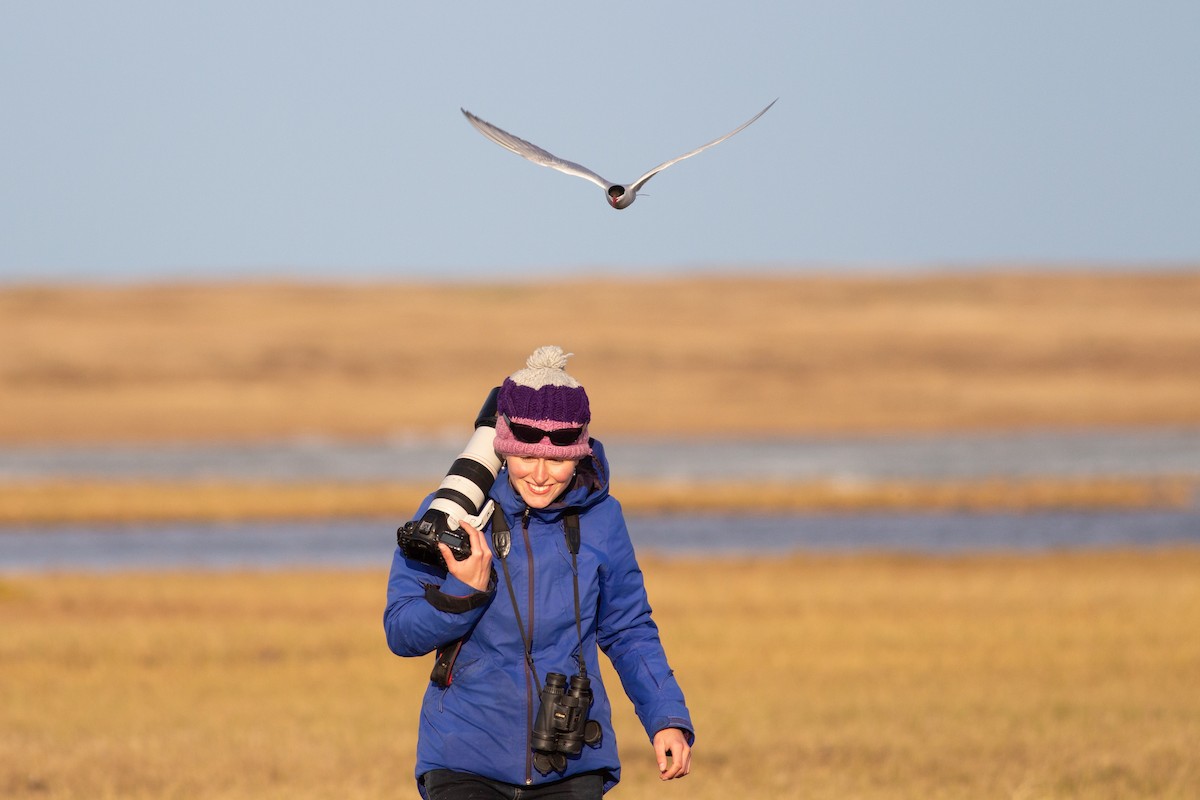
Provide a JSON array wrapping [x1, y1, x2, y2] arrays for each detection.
[[435, 657, 480, 712], [451, 657, 480, 685]]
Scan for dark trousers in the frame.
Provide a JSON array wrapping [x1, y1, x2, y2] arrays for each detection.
[[422, 769, 605, 800]]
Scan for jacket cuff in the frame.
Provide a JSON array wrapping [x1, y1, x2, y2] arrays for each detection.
[[422, 570, 496, 614], [650, 717, 695, 745]]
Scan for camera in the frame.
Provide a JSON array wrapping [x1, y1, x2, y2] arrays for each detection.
[[530, 672, 603, 774], [397, 387, 502, 568]]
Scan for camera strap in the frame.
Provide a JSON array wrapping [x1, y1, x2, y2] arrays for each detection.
[[493, 508, 587, 688], [493, 510, 540, 687]]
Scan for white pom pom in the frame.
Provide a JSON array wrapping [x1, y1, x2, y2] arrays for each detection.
[[509, 345, 581, 388], [526, 345, 571, 371]]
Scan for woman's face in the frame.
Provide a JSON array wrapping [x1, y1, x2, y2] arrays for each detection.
[[506, 456, 580, 509]]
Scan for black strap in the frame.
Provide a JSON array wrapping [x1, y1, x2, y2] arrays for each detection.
[[497, 509, 540, 686], [422, 576, 495, 614], [492, 509, 512, 559], [563, 514, 585, 677], [564, 513, 580, 555], [430, 639, 463, 687]]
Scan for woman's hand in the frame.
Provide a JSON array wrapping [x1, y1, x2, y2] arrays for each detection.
[[439, 520, 493, 592], [652, 727, 692, 780]]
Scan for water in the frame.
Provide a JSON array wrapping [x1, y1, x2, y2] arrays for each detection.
[[2, 428, 1199, 482], [2, 429, 1197, 571], [2, 510, 1198, 573]]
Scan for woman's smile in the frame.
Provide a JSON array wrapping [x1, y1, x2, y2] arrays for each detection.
[[506, 455, 579, 509]]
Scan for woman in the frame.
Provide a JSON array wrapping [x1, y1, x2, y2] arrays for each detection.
[[385, 346, 693, 799]]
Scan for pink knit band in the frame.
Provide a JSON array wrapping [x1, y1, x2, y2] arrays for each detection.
[[493, 415, 592, 460]]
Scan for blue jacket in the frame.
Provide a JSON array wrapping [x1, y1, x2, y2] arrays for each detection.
[[384, 439, 693, 795]]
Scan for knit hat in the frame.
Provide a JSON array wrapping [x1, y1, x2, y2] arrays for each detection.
[[493, 346, 592, 460]]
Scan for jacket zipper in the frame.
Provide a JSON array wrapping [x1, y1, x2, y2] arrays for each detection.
[[521, 508, 535, 785]]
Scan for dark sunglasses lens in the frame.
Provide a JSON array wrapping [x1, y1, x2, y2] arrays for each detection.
[[547, 427, 583, 446], [508, 421, 544, 443], [507, 418, 583, 446]]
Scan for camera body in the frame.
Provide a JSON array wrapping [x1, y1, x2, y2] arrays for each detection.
[[397, 388, 502, 568], [396, 514, 473, 565], [530, 672, 603, 774]]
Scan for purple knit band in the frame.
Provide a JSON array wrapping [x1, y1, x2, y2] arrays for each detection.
[[498, 382, 590, 425]]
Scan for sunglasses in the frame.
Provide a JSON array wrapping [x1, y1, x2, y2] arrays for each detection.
[[502, 414, 585, 446]]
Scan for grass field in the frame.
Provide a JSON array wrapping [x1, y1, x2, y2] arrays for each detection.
[[3, 270, 1200, 443], [2, 551, 1198, 799], [2, 271, 1199, 797]]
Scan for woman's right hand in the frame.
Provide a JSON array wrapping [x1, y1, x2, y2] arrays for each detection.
[[439, 520, 493, 592]]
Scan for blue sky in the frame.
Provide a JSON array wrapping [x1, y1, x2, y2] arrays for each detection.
[[2, 2, 1198, 282]]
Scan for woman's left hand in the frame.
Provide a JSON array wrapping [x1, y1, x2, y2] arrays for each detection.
[[652, 727, 692, 780]]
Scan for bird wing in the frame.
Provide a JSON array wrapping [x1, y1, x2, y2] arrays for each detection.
[[628, 98, 777, 193], [461, 108, 612, 190]]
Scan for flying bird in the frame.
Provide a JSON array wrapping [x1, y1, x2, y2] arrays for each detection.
[[460, 99, 777, 210]]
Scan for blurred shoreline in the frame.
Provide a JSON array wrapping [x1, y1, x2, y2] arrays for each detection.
[[4, 270, 1198, 521], [3, 427, 1199, 522], [5, 512, 1200, 572], [6, 427, 1200, 481], [1, 475, 1195, 524]]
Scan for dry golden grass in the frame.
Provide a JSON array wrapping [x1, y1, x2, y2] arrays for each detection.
[[0, 480, 432, 524], [3, 270, 1200, 443], [2, 551, 1198, 799], [0, 475, 1195, 524]]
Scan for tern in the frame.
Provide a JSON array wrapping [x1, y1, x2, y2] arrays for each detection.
[[460, 99, 776, 210]]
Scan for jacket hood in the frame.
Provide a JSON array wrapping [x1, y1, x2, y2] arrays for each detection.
[[491, 437, 611, 523]]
